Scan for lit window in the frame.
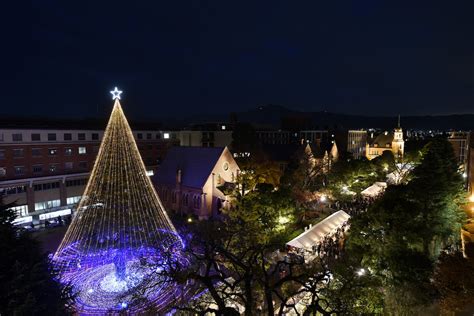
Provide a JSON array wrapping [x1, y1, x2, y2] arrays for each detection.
[[163, 133, 170, 139], [221, 125, 226, 130], [67, 196, 81, 204], [78, 147, 87, 154], [65, 148, 73, 156], [35, 199, 60, 211], [9, 205, 28, 217], [49, 148, 58, 156]]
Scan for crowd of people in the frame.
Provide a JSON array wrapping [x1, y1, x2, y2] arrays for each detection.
[[331, 196, 378, 217]]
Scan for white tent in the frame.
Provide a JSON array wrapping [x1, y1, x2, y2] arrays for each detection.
[[361, 182, 387, 197], [286, 210, 350, 251]]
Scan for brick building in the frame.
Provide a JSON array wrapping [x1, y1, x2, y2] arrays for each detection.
[[0, 125, 178, 226]]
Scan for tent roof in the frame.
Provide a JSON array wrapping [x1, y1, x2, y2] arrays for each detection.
[[361, 182, 387, 197], [286, 210, 350, 251]]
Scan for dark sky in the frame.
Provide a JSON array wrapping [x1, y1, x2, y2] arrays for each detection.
[[2, 1, 474, 120]]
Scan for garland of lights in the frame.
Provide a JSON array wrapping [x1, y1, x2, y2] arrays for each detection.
[[53, 92, 184, 314]]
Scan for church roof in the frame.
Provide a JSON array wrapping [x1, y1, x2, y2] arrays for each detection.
[[368, 132, 394, 147], [155, 146, 225, 188]]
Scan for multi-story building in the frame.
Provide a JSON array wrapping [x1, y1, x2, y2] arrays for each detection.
[[256, 130, 294, 145], [179, 130, 233, 148], [299, 130, 329, 146], [448, 131, 472, 190], [347, 130, 367, 159], [366, 120, 404, 160], [0, 126, 178, 226]]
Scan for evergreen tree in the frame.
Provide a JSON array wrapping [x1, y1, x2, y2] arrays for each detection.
[[0, 196, 73, 315]]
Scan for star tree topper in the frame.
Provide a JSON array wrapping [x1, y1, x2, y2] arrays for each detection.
[[110, 87, 123, 100]]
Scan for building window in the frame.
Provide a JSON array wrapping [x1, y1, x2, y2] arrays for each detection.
[[146, 133, 152, 140], [156, 133, 161, 139], [48, 133, 57, 141], [172, 191, 177, 203], [49, 164, 59, 173], [164, 133, 170, 139], [32, 148, 42, 157], [78, 161, 87, 169], [64, 133, 72, 141], [65, 148, 73, 156], [78, 147, 87, 154], [31, 133, 41, 141], [14, 166, 25, 176], [93, 146, 99, 153], [91, 133, 99, 140], [1, 185, 26, 195], [13, 149, 24, 158], [0, 150, 4, 159], [0, 167, 6, 177], [182, 193, 189, 206], [12, 134, 23, 142], [49, 148, 58, 156], [78, 133, 86, 141], [67, 196, 81, 204], [35, 199, 60, 211], [137, 133, 143, 140], [33, 182, 60, 191], [33, 165, 43, 174], [9, 205, 28, 216], [65, 162, 73, 170], [66, 178, 88, 187], [0, 133, 3, 141], [193, 195, 201, 209]]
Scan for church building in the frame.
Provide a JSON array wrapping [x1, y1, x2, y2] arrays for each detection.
[[366, 117, 404, 160]]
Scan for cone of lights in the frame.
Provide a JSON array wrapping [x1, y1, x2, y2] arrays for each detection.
[[53, 97, 183, 314]]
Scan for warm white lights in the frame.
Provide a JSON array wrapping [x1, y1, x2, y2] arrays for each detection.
[[110, 87, 123, 100], [356, 268, 366, 276]]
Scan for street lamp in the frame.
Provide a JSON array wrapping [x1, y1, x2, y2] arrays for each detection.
[[356, 268, 366, 277]]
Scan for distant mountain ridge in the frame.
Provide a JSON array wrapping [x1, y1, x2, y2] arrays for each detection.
[[232, 105, 474, 131]]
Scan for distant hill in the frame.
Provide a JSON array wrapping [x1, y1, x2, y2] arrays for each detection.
[[231, 105, 474, 131]]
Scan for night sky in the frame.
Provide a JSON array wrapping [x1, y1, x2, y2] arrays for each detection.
[[3, 1, 474, 120]]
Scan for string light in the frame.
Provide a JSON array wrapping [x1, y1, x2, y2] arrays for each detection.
[[53, 97, 184, 313]]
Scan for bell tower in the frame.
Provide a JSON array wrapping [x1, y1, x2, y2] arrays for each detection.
[[393, 115, 404, 160]]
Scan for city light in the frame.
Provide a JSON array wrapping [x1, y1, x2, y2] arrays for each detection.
[[320, 195, 327, 202], [356, 268, 366, 277]]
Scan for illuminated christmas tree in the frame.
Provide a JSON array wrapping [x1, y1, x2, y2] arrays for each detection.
[[53, 88, 183, 313]]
